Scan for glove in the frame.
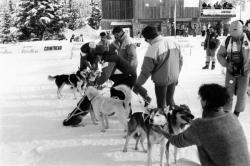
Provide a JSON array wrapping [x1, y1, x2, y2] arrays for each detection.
[[133, 83, 141, 94], [102, 51, 109, 61]]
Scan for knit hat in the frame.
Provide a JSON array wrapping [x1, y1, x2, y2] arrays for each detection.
[[141, 25, 158, 40], [229, 20, 243, 38]]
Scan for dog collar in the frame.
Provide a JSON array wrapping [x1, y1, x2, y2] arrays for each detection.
[[89, 95, 98, 102]]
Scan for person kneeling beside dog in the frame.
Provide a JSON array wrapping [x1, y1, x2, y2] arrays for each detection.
[[63, 45, 151, 126], [154, 83, 250, 166]]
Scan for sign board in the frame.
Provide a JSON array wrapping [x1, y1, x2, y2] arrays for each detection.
[[0, 40, 72, 56], [122, 28, 131, 36], [184, 0, 199, 7], [202, 9, 236, 16]]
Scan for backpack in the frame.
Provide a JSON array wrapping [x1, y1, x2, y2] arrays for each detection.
[[225, 32, 250, 50]]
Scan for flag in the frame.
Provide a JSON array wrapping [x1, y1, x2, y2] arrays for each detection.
[[184, 0, 199, 7]]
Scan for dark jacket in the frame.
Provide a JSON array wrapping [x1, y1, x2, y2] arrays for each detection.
[[79, 42, 98, 70], [204, 32, 220, 50], [168, 112, 250, 166], [95, 51, 137, 86]]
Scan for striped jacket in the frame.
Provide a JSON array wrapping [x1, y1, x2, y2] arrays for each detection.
[[137, 35, 183, 86]]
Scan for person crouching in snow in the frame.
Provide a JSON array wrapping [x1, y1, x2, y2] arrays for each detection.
[[79, 42, 102, 71], [154, 83, 250, 166], [134, 25, 183, 109], [202, 26, 220, 70], [94, 46, 151, 107]]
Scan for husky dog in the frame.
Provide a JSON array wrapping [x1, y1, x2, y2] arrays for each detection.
[[85, 84, 131, 132], [123, 105, 194, 166], [48, 70, 87, 99]]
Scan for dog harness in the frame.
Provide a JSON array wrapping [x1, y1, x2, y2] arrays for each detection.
[[65, 97, 87, 120], [68, 74, 81, 86]]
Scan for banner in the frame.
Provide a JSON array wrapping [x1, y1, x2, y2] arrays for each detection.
[[184, 0, 199, 7], [202, 9, 236, 16], [0, 40, 72, 56]]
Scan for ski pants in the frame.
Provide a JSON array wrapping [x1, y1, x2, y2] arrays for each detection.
[[224, 71, 250, 112], [155, 82, 177, 109], [206, 49, 216, 62]]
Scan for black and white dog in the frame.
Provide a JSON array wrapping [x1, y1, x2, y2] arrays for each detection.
[[62, 95, 97, 126], [123, 105, 194, 166], [48, 70, 87, 99]]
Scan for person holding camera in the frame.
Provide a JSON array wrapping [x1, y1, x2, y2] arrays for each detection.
[[217, 20, 250, 117], [202, 26, 220, 70]]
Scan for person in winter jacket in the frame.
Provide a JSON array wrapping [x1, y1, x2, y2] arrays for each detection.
[[217, 20, 250, 117], [95, 47, 151, 106], [245, 19, 250, 96], [134, 25, 183, 109], [154, 83, 250, 166], [97, 32, 110, 52], [106, 26, 151, 105], [202, 26, 220, 70], [79, 42, 101, 71], [112, 26, 138, 73]]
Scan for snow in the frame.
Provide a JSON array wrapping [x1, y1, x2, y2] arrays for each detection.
[[0, 36, 250, 166]]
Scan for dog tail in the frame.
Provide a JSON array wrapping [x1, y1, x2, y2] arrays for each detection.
[[113, 85, 131, 118], [48, 75, 55, 81], [113, 84, 132, 104]]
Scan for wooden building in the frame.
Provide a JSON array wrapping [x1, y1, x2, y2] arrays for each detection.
[[101, 0, 236, 37]]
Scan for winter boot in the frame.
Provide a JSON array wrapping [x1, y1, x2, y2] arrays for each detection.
[[202, 62, 209, 69], [211, 62, 215, 70], [233, 111, 240, 117]]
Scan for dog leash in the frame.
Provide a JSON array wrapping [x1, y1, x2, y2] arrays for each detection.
[[142, 113, 150, 123], [167, 112, 174, 134]]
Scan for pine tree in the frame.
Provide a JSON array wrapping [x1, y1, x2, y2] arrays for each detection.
[[9, 0, 15, 14], [67, 0, 81, 30], [15, 0, 69, 40], [88, 2, 102, 30], [0, 8, 12, 43]]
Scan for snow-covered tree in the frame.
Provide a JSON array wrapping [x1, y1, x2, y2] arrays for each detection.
[[8, 0, 15, 14], [1, 9, 11, 36], [15, 0, 69, 40], [66, 0, 81, 30], [88, 2, 102, 30]]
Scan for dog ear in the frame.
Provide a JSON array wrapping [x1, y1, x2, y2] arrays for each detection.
[[180, 104, 191, 112], [80, 71, 85, 77], [145, 108, 155, 115]]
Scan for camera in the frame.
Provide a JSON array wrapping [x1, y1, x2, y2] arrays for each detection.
[[228, 51, 244, 77]]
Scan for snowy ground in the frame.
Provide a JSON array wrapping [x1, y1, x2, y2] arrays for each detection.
[[0, 36, 250, 166]]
